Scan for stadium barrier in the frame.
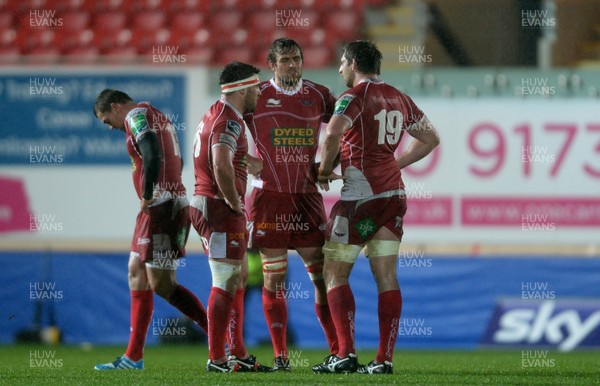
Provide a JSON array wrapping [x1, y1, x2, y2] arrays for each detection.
[[2, 250, 599, 351]]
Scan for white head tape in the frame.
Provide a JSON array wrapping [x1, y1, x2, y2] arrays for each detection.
[[221, 75, 260, 93]]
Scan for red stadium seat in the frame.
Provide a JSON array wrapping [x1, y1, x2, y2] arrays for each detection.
[[131, 27, 170, 52], [16, 28, 56, 52], [0, 28, 16, 47], [328, 0, 366, 11], [0, 13, 13, 29], [214, 46, 253, 66], [56, 28, 94, 50], [247, 10, 275, 33], [182, 45, 214, 65], [92, 0, 126, 12], [167, 0, 210, 14], [170, 11, 205, 33], [52, 0, 94, 11], [251, 0, 288, 10], [5, 0, 53, 15], [286, 27, 327, 47], [91, 28, 132, 50], [125, 0, 165, 11], [324, 10, 360, 40], [301, 45, 334, 68], [92, 11, 127, 31], [131, 11, 165, 32], [169, 27, 210, 50], [60, 11, 90, 31], [209, 10, 242, 35]]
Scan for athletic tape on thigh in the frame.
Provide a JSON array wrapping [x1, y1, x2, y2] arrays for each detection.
[[208, 260, 241, 291], [365, 239, 400, 258], [322, 241, 362, 263], [304, 259, 324, 281], [262, 254, 287, 274]]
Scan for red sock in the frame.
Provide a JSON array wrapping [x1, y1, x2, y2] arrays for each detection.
[[315, 303, 338, 355], [125, 290, 153, 361], [262, 287, 287, 358], [227, 288, 247, 358], [168, 284, 208, 334], [326, 284, 355, 357], [375, 289, 402, 363], [207, 287, 234, 361]]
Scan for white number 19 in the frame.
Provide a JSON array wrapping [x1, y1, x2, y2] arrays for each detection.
[[374, 109, 403, 145]]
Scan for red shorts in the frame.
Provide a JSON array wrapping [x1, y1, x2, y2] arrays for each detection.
[[131, 197, 190, 263], [189, 195, 247, 260], [326, 193, 407, 245], [248, 189, 326, 249]]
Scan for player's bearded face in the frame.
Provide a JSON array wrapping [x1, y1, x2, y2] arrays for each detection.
[[273, 48, 303, 88], [244, 85, 260, 113], [339, 55, 354, 88]]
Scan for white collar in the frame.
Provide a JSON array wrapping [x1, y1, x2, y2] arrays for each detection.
[[270, 78, 304, 96], [219, 96, 243, 118]]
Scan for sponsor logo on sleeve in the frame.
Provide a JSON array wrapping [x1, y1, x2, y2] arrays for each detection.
[[333, 94, 354, 115], [127, 108, 149, 137], [226, 120, 241, 138]]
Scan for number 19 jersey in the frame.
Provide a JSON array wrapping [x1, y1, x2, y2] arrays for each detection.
[[334, 79, 426, 199]]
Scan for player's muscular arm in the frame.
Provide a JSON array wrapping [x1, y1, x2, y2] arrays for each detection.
[[138, 132, 162, 213], [396, 118, 440, 169], [318, 115, 349, 182], [213, 146, 243, 214]]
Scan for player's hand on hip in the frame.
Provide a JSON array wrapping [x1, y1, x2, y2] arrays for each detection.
[[247, 156, 263, 177], [225, 197, 245, 215], [140, 197, 155, 214], [317, 171, 344, 191]]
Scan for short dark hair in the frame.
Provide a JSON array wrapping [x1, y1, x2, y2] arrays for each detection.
[[93, 88, 133, 117], [342, 41, 382, 75], [219, 61, 260, 87], [267, 37, 303, 65]]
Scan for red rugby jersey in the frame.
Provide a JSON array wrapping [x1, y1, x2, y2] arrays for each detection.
[[124, 102, 185, 200], [193, 98, 248, 198], [334, 79, 425, 199], [244, 79, 336, 193]]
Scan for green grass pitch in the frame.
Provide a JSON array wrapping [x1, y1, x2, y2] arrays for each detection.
[[0, 344, 598, 385]]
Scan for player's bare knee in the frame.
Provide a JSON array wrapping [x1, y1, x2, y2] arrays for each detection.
[[263, 271, 286, 292], [304, 258, 324, 282], [374, 274, 399, 293]]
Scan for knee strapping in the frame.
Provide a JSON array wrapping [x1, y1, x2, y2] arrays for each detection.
[[262, 255, 287, 274], [208, 260, 241, 291], [304, 259, 324, 281], [365, 239, 400, 257], [322, 241, 362, 263]]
